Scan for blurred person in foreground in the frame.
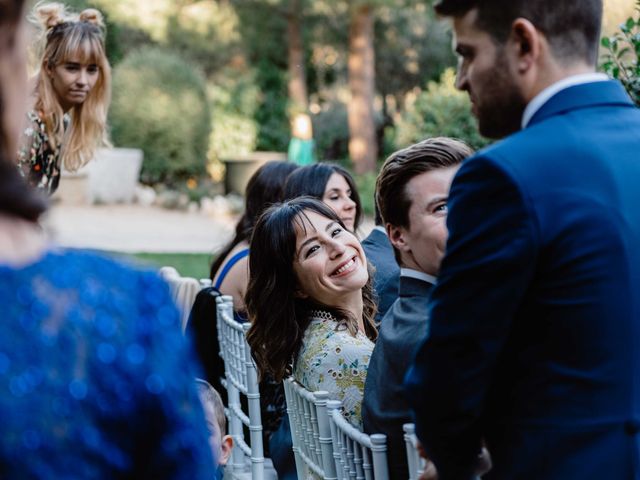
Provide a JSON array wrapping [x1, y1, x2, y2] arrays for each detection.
[[362, 137, 472, 479], [0, 0, 214, 476], [404, 0, 640, 479]]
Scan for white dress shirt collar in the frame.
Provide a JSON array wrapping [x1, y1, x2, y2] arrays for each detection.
[[400, 268, 436, 285], [521, 73, 609, 128]]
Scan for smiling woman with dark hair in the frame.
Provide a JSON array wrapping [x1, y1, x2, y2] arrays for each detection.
[[246, 197, 377, 429]]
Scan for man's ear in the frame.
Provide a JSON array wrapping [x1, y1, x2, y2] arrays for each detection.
[[387, 223, 410, 253], [509, 18, 541, 74], [219, 435, 234, 466]]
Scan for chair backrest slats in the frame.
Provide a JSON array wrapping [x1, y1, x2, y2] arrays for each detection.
[[326, 400, 389, 480], [284, 377, 338, 480], [216, 295, 265, 480]]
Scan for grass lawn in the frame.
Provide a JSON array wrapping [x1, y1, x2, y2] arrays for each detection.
[[108, 252, 216, 280]]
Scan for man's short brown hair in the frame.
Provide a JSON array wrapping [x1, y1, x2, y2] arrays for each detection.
[[434, 0, 603, 65], [376, 137, 473, 263]]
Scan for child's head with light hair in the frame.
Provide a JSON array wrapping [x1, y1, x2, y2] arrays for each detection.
[[195, 379, 233, 467]]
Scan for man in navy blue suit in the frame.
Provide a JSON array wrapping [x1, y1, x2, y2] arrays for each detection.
[[404, 1, 640, 479]]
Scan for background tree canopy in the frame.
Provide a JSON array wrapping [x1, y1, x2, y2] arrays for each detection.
[[60, 0, 638, 182]]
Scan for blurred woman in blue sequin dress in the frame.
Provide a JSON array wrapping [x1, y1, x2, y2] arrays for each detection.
[[0, 1, 215, 477]]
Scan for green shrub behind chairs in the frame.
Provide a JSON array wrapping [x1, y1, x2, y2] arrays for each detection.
[[109, 47, 211, 184], [393, 68, 490, 152]]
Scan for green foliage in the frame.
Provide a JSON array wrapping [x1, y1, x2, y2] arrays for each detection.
[[127, 252, 214, 280], [166, 1, 243, 76], [312, 101, 385, 162], [354, 170, 378, 216], [253, 60, 290, 151], [375, 1, 456, 99], [393, 69, 490, 152], [601, 0, 640, 105], [109, 47, 211, 184], [232, 1, 290, 152], [312, 101, 350, 161], [207, 74, 259, 162]]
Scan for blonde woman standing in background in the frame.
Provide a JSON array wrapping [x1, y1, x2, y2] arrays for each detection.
[[17, 2, 111, 195]]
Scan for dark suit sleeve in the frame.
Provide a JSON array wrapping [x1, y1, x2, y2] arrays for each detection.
[[404, 155, 538, 479]]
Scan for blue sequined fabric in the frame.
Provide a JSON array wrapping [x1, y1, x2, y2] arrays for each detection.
[[0, 249, 215, 478]]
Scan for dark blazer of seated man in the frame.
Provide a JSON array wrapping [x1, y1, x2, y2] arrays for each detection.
[[362, 137, 472, 479], [362, 206, 400, 324]]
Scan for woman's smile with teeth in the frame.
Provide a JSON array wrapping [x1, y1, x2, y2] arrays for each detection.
[[332, 256, 357, 276]]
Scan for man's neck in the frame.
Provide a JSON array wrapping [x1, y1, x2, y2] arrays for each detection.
[[522, 67, 607, 128], [526, 63, 596, 103]]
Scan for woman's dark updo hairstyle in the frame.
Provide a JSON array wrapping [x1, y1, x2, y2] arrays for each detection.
[[282, 163, 362, 231], [0, 0, 47, 222], [245, 196, 377, 383], [210, 161, 298, 280]]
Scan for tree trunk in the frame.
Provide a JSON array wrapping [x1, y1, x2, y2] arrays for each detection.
[[287, 0, 308, 112], [347, 3, 377, 174]]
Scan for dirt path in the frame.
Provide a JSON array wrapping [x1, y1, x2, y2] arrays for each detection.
[[44, 204, 236, 253], [44, 203, 374, 253]]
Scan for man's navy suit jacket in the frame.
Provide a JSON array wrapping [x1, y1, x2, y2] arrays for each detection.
[[362, 227, 400, 323], [404, 81, 640, 479], [363, 275, 433, 479]]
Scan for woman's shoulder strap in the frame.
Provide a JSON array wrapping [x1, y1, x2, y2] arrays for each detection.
[[213, 248, 249, 290]]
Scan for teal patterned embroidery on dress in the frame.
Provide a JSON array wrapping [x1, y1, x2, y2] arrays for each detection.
[[293, 312, 374, 429]]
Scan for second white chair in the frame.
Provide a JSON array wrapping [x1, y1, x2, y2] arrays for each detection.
[[327, 400, 389, 480], [216, 295, 267, 480], [283, 377, 337, 479]]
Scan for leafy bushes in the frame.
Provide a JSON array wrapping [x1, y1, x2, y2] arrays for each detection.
[[601, 1, 640, 106], [393, 68, 490, 152], [109, 47, 211, 184], [207, 75, 259, 164], [354, 170, 378, 217], [312, 101, 350, 161]]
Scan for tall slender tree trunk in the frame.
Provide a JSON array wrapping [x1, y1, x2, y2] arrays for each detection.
[[347, 3, 377, 174], [287, 0, 308, 111]]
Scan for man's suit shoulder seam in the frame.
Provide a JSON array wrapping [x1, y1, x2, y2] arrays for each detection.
[[469, 153, 542, 246]]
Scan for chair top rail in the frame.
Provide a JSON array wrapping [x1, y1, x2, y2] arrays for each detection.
[[289, 377, 327, 404], [402, 424, 415, 434], [234, 436, 252, 457], [229, 402, 251, 428], [402, 423, 420, 448], [328, 400, 387, 449], [219, 306, 246, 333]]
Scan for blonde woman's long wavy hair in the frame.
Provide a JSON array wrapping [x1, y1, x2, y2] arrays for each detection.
[[30, 2, 111, 171]]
